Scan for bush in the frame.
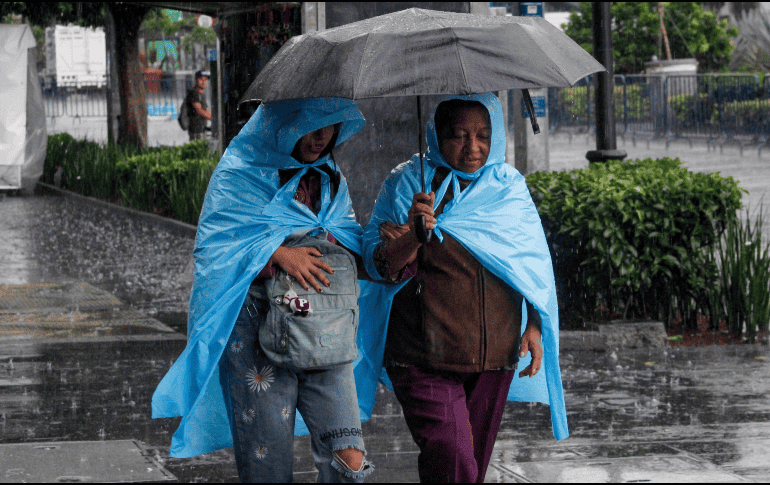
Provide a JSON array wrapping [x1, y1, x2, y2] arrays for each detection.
[[115, 140, 217, 220], [557, 84, 650, 124], [721, 99, 770, 131], [43, 137, 217, 225], [43, 133, 78, 185], [668, 93, 716, 126], [527, 158, 745, 330]]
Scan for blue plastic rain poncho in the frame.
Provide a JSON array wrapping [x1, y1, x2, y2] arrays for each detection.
[[152, 98, 366, 458], [354, 93, 568, 441]]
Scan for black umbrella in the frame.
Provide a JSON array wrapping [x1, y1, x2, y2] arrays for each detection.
[[240, 8, 605, 240]]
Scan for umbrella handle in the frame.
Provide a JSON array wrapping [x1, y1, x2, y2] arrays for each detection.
[[416, 95, 432, 244], [415, 215, 432, 244], [523, 89, 541, 135]]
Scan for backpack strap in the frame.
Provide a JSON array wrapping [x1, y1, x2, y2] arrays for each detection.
[[288, 227, 327, 240]]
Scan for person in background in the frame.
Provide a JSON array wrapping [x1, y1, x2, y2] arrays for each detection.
[[186, 69, 211, 141]]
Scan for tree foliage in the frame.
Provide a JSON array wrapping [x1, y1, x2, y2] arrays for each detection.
[[0, 2, 106, 28], [141, 8, 217, 53], [564, 2, 739, 74]]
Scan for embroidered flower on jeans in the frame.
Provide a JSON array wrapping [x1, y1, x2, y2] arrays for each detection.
[[254, 445, 268, 459], [242, 408, 255, 424], [246, 365, 275, 392], [281, 406, 291, 420], [230, 340, 243, 354]]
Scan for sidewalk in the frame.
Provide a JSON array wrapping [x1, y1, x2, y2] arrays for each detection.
[[2, 158, 770, 482]]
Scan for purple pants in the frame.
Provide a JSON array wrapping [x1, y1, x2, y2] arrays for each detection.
[[387, 366, 515, 483]]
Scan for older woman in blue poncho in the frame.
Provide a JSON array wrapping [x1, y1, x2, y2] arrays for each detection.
[[152, 98, 374, 482], [356, 93, 568, 483]]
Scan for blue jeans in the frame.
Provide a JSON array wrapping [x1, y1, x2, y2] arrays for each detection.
[[219, 295, 373, 483]]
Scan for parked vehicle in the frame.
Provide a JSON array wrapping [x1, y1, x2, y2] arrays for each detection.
[[43, 25, 106, 89]]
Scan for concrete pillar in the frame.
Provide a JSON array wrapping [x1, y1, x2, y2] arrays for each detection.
[[513, 87, 549, 174], [512, 2, 550, 175], [303, 3, 326, 34]]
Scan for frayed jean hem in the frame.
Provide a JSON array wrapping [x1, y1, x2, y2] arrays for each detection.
[[331, 453, 375, 480]]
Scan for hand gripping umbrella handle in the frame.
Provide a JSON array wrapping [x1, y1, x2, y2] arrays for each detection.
[[523, 89, 541, 135], [415, 215, 431, 244], [415, 96, 432, 244]]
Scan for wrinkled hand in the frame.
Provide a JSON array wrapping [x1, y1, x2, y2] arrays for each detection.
[[408, 192, 436, 233], [379, 221, 410, 241], [518, 325, 543, 378], [271, 246, 334, 293]]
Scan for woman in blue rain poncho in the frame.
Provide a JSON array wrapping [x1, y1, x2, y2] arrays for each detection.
[[152, 98, 374, 482], [356, 93, 568, 483]]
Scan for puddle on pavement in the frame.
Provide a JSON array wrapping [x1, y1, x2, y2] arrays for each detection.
[[0, 283, 182, 341], [487, 454, 747, 482], [0, 196, 194, 318], [0, 440, 175, 482], [0, 282, 122, 313]]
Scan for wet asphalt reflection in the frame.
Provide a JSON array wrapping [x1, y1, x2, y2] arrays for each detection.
[[0, 195, 194, 331], [2, 193, 770, 482]]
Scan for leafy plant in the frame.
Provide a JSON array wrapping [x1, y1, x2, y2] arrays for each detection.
[[167, 159, 217, 224], [527, 158, 745, 330], [708, 206, 770, 341], [564, 2, 738, 74], [557, 84, 650, 124], [115, 139, 217, 222], [721, 99, 770, 130], [44, 136, 217, 225]]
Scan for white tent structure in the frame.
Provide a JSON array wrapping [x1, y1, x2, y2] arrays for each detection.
[[0, 24, 46, 191]]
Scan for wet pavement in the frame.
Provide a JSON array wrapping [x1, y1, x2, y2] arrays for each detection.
[[3, 133, 770, 482]]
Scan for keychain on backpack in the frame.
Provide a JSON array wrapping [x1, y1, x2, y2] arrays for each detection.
[[281, 288, 313, 316]]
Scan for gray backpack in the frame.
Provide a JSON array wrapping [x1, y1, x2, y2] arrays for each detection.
[[258, 231, 360, 371], [178, 91, 191, 130]]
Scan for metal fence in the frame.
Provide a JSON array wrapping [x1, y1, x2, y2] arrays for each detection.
[[43, 72, 770, 146], [550, 73, 770, 144], [41, 77, 197, 120]]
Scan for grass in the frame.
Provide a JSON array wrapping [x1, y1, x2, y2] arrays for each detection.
[[708, 205, 770, 341]]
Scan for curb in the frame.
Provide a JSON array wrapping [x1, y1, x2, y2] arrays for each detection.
[[35, 181, 198, 239], [560, 321, 669, 352]]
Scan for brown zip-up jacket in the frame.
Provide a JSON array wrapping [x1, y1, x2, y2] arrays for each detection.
[[383, 168, 538, 373]]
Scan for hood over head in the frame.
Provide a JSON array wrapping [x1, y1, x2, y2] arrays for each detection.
[[424, 93, 506, 181], [230, 97, 366, 171]]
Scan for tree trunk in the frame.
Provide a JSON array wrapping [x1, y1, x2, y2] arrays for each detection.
[[108, 3, 149, 148]]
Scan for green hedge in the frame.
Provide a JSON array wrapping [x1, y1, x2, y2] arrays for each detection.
[[557, 84, 650, 123], [668, 93, 717, 124], [43, 134, 217, 225], [527, 158, 745, 330]]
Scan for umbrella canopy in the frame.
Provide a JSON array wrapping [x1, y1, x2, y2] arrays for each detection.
[[240, 7, 605, 103]]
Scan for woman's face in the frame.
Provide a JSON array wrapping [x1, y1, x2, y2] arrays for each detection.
[[439, 106, 492, 173], [296, 125, 336, 163]]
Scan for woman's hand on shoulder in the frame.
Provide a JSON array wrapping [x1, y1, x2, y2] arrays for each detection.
[[271, 246, 334, 293]]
